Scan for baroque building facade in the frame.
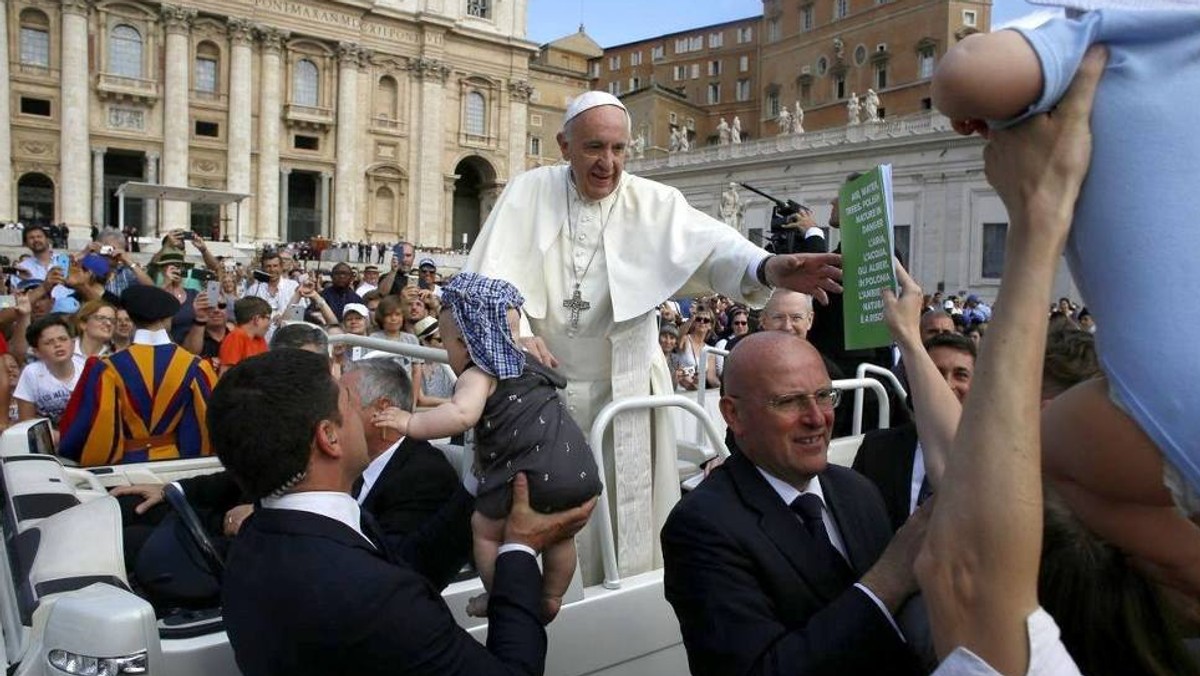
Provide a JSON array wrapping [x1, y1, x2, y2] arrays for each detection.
[[3, 0, 535, 248]]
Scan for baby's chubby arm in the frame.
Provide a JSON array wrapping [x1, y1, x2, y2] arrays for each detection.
[[933, 31, 1044, 128], [404, 367, 494, 440]]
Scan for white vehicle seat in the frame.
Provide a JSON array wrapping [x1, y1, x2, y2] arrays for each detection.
[[827, 434, 865, 468]]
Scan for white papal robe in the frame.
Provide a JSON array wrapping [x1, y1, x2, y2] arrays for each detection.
[[466, 165, 771, 582]]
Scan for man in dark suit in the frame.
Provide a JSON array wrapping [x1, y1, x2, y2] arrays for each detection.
[[342, 358, 461, 538], [663, 332, 926, 676], [211, 349, 594, 676], [854, 333, 976, 531]]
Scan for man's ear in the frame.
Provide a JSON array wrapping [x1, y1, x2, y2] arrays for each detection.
[[371, 396, 392, 413], [314, 420, 342, 458], [718, 396, 741, 436]]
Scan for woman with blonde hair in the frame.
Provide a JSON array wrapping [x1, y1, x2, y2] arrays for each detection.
[[673, 308, 719, 391], [73, 299, 116, 359]]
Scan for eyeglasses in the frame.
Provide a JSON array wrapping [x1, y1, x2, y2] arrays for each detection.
[[88, 315, 116, 325], [693, 317, 713, 324], [732, 320, 748, 326], [760, 387, 842, 413], [766, 312, 811, 324]]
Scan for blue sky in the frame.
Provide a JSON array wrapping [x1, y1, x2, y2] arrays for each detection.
[[527, 0, 1057, 47]]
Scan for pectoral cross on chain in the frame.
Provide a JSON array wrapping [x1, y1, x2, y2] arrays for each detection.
[[563, 285, 590, 328]]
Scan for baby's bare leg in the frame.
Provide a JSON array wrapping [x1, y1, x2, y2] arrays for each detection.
[[467, 511, 506, 617], [1043, 377, 1200, 596], [540, 539, 578, 623]]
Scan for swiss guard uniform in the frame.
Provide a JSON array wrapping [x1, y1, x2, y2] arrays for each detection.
[[59, 285, 218, 466]]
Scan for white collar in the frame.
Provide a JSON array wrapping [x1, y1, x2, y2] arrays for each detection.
[[261, 490, 374, 547], [756, 466, 825, 507], [358, 438, 404, 505], [132, 329, 172, 346]]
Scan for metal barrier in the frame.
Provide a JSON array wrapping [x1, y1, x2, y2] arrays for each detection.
[[694, 345, 731, 446], [832, 378, 890, 435], [851, 363, 909, 436], [327, 333, 448, 364], [588, 395, 730, 591]]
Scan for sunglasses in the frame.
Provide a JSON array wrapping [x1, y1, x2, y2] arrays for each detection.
[[693, 317, 712, 324]]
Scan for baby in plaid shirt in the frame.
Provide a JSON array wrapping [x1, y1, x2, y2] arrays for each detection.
[[374, 273, 601, 622]]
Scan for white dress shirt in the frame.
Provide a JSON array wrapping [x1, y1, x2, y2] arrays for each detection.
[[357, 441, 400, 505], [262, 490, 375, 548]]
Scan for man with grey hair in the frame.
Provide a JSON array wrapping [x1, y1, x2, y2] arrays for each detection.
[[467, 90, 845, 582], [94, 227, 153, 297], [759, 288, 815, 339], [342, 358, 463, 538]]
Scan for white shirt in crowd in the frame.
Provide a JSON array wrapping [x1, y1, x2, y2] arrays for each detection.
[[13, 354, 87, 424]]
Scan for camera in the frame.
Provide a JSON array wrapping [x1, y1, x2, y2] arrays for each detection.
[[739, 183, 821, 255], [99, 245, 116, 256], [180, 231, 195, 241], [252, 269, 270, 283]]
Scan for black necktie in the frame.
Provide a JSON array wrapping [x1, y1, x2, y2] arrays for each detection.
[[790, 493, 852, 579]]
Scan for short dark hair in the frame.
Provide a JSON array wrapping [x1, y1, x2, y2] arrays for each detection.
[[375, 295, 404, 327], [270, 322, 330, 352], [26, 314, 72, 348], [208, 350, 340, 500], [260, 249, 281, 265], [21, 225, 48, 245], [233, 296, 272, 325], [924, 332, 977, 360]]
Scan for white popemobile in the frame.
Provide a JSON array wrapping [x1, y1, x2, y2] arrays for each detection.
[[0, 338, 892, 675]]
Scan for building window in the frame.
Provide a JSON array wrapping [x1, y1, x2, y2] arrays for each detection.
[[708, 60, 722, 76], [854, 44, 867, 66], [707, 83, 720, 104], [294, 134, 319, 150], [607, 81, 621, 95], [739, 55, 750, 72], [918, 46, 936, 79], [834, 0, 849, 19], [609, 55, 621, 71], [293, 59, 319, 106], [834, 74, 846, 99], [376, 75, 399, 119], [20, 97, 52, 117], [530, 113, 542, 127], [767, 18, 780, 42], [194, 42, 219, 93], [108, 24, 144, 78], [736, 79, 751, 101], [675, 38, 688, 54], [982, 222, 1008, 278], [466, 0, 490, 19], [631, 51, 642, 66], [690, 36, 703, 51], [962, 10, 977, 26], [921, 97, 933, 110], [708, 32, 724, 48], [465, 91, 486, 136], [800, 82, 812, 102], [19, 10, 51, 67], [737, 26, 753, 43], [194, 120, 220, 137], [767, 91, 781, 119], [588, 62, 599, 78], [801, 5, 814, 31], [669, 111, 678, 125], [817, 56, 829, 76], [876, 65, 888, 88], [651, 45, 665, 60], [529, 136, 541, 156], [674, 65, 686, 81], [629, 76, 641, 90], [686, 117, 695, 130], [690, 63, 700, 79]]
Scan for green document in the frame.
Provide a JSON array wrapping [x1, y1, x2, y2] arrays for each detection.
[[839, 165, 898, 350]]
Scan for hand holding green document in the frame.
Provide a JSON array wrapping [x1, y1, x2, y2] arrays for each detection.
[[840, 165, 898, 350]]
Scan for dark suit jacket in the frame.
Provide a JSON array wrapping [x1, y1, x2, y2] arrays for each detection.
[[223, 488, 547, 676], [361, 437, 461, 538], [852, 423, 920, 532], [662, 452, 920, 676]]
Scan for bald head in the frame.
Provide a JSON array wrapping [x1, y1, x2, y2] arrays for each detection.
[[724, 331, 827, 398]]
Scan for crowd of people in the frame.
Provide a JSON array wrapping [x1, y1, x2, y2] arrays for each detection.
[[4, 6, 1198, 676]]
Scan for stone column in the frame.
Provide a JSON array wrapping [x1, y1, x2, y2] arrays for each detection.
[[278, 168, 291, 240], [507, 80, 532, 178], [412, 55, 451, 247], [59, 0, 92, 234], [144, 151, 159, 235], [160, 5, 197, 230], [442, 174, 458, 249], [318, 171, 332, 238], [226, 18, 255, 242], [256, 27, 286, 242], [334, 43, 363, 241], [0, 0, 12, 222], [91, 147, 106, 227]]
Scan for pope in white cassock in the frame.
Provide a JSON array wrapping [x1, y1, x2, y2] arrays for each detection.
[[466, 92, 842, 583]]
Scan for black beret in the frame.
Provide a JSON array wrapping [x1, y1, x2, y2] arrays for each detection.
[[121, 285, 181, 324]]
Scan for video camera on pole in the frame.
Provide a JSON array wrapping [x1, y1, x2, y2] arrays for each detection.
[[738, 183, 827, 254]]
